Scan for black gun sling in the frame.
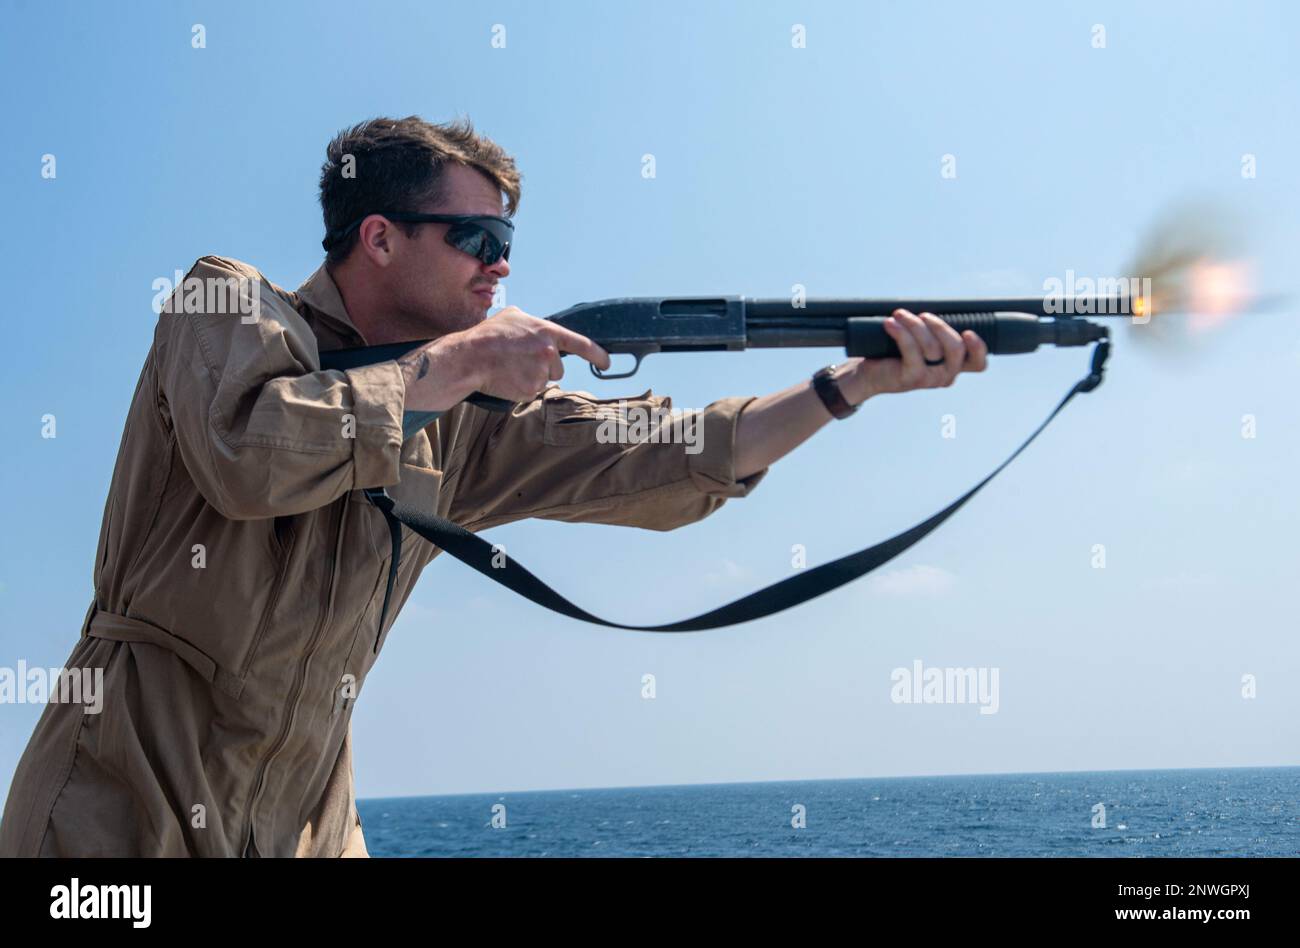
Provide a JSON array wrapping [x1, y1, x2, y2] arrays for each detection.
[[362, 341, 1108, 650]]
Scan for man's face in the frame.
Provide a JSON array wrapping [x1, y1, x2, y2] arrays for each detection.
[[387, 162, 511, 336]]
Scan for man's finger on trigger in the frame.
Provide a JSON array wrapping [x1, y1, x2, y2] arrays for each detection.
[[549, 324, 611, 370]]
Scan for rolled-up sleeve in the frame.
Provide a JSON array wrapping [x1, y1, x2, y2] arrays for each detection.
[[445, 386, 769, 533], [155, 256, 406, 520]]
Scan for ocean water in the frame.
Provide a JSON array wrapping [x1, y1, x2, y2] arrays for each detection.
[[358, 766, 1300, 857]]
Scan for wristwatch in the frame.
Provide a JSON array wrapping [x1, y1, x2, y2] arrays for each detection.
[[811, 364, 859, 420]]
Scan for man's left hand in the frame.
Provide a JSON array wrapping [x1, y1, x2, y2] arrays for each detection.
[[839, 308, 990, 404]]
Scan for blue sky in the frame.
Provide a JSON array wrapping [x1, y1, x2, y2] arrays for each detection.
[[1, 0, 1297, 800]]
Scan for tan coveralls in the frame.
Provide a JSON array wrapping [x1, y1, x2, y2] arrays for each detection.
[[0, 256, 767, 856]]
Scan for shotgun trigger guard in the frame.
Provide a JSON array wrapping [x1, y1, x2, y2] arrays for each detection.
[[591, 351, 646, 380]]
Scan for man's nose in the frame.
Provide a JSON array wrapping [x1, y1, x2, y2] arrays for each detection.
[[485, 255, 509, 279]]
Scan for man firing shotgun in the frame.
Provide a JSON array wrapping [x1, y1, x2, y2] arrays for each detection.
[[0, 115, 988, 858]]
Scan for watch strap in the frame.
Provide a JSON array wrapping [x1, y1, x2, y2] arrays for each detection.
[[812, 365, 858, 420]]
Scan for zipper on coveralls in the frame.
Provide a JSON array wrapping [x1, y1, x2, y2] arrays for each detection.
[[241, 494, 349, 857], [241, 517, 298, 681]]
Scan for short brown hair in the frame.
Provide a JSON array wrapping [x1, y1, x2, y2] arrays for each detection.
[[319, 115, 522, 265]]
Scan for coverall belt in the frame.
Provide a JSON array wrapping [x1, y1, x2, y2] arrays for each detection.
[[86, 609, 245, 700]]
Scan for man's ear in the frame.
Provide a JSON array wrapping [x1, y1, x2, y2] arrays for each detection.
[[356, 215, 397, 267]]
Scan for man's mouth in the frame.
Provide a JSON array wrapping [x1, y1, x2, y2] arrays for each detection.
[[473, 285, 496, 304]]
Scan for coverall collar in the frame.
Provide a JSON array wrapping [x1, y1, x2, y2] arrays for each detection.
[[296, 262, 368, 346]]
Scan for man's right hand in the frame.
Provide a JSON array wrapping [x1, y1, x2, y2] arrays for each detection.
[[397, 307, 612, 412]]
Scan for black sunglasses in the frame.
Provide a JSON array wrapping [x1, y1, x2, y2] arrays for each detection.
[[322, 212, 514, 265]]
